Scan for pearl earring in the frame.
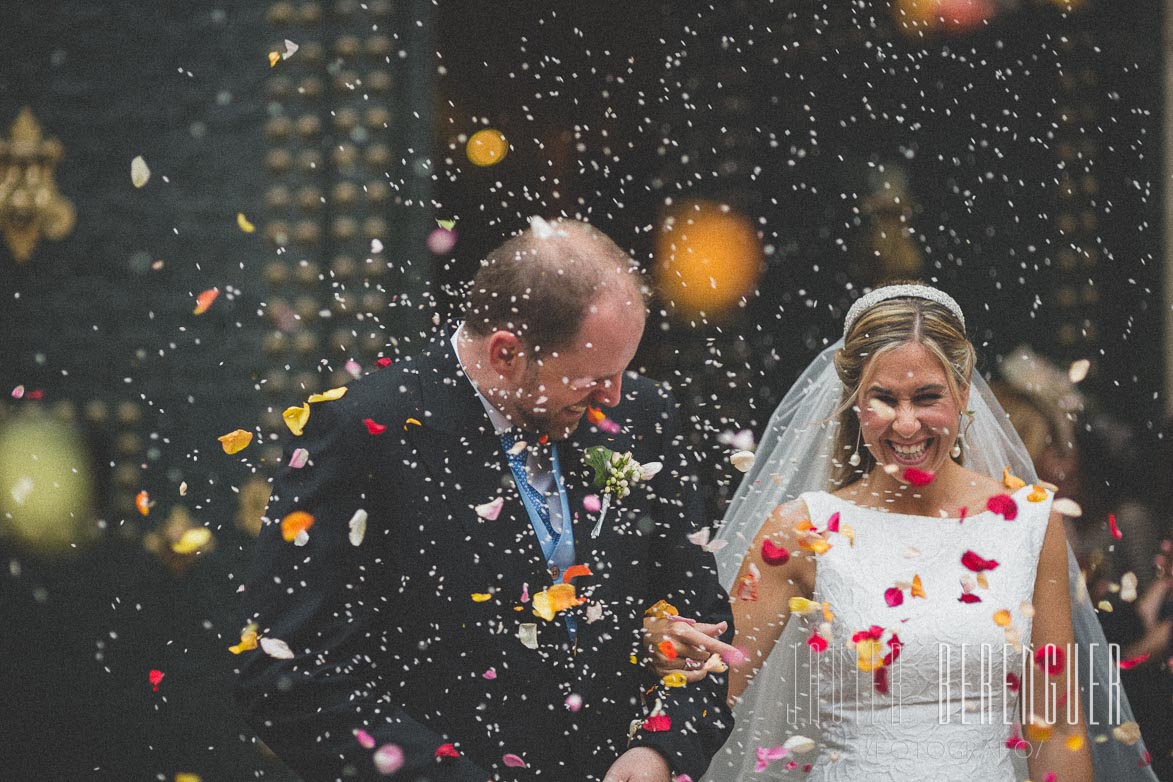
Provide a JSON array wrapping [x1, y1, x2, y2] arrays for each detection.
[[951, 436, 962, 459], [848, 427, 862, 467]]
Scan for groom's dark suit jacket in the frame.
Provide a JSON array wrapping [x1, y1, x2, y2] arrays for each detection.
[[235, 326, 734, 781]]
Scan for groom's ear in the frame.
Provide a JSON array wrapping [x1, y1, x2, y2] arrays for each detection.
[[487, 330, 527, 379]]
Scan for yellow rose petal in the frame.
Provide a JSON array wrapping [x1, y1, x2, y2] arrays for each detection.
[[1027, 484, 1048, 502], [993, 609, 1012, 627], [471, 592, 492, 602], [1065, 734, 1085, 752], [1112, 721, 1141, 746], [237, 212, 256, 232], [218, 428, 254, 454], [172, 526, 212, 554], [1003, 467, 1027, 491], [283, 403, 310, 436], [229, 624, 258, 654], [176, 774, 202, 782], [307, 387, 348, 403], [661, 672, 688, 688], [788, 597, 819, 615], [1097, 600, 1114, 612], [268, 51, 280, 67]]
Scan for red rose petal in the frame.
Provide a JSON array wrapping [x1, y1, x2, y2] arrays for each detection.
[[959, 593, 982, 604], [376, 357, 392, 368], [435, 743, 460, 759], [986, 493, 1019, 520], [148, 669, 164, 691], [1034, 644, 1065, 675], [807, 629, 828, 653], [642, 714, 672, 732], [761, 539, 791, 566], [825, 512, 840, 533], [363, 418, 387, 435], [961, 550, 1000, 572], [902, 467, 935, 487], [884, 587, 904, 607], [1109, 513, 1123, 540], [1119, 653, 1150, 670]]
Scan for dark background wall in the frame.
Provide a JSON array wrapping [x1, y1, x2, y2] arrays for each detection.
[[0, 1, 1164, 779]]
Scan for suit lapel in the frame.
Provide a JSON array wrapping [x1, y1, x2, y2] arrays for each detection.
[[406, 328, 551, 597]]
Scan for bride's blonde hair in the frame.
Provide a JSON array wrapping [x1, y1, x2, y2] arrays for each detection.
[[831, 285, 975, 487]]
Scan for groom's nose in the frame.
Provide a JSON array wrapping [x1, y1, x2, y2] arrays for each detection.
[[590, 372, 623, 407]]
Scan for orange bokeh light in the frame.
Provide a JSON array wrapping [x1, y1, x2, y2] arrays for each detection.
[[654, 201, 762, 318]]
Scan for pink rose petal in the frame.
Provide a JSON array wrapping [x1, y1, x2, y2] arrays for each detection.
[[289, 448, 310, 469], [565, 693, 583, 712], [502, 753, 527, 768], [373, 743, 404, 774], [583, 494, 602, 513], [475, 497, 504, 520], [483, 668, 497, 680], [354, 728, 376, 749]]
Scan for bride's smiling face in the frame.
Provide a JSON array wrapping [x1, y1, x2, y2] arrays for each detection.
[[856, 341, 966, 474]]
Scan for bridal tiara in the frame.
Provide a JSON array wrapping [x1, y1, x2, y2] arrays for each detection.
[[843, 284, 966, 337]]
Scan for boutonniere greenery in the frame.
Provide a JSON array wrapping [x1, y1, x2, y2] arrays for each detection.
[[583, 446, 662, 538]]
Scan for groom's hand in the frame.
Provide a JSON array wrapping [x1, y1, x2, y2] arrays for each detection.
[[603, 746, 672, 781], [642, 615, 739, 683]]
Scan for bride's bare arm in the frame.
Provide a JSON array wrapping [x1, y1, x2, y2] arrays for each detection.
[[727, 498, 817, 703], [1025, 511, 1093, 782]]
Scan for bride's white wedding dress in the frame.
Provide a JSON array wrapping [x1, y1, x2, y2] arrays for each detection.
[[799, 486, 1049, 781]]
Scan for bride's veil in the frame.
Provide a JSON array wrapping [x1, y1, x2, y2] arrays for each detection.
[[705, 340, 1159, 781]]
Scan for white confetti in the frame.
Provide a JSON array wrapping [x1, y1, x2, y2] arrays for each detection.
[[348, 508, 368, 546], [475, 497, 504, 521], [1068, 358, 1091, 384], [131, 155, 151, 188], [259, 636, 294, 659], [730, 450, 755, 472]]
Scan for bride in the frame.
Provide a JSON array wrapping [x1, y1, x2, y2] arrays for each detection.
[[645, 284, 1159, 781]]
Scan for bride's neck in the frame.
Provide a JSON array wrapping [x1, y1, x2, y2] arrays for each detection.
[[845, 460, 971, 517]]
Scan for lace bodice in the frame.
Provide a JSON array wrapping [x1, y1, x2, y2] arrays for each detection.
[[796, 485, 1052, 781]]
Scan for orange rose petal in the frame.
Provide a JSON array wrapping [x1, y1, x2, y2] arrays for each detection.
[[268, 51, 280, 67], [911, 574, 926, 599], [561, 564, 592, 584], [658, 640, 678, 660], [135, 490, 152, 516], [280, 511, 314, 542], [1065, 734, 1085, 752], [977, 572, 989, 590], [218, 428, 254, 454], [993, 609, 1012, 627], [193, 287, 220, 315], [1027, 484, 1048, 502], [1002, 467, 1027, 491]]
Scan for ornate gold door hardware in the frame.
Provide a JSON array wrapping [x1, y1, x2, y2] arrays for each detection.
[[0, 107, 76, 262]]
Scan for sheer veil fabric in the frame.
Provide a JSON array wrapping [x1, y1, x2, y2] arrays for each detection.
[[706, 340, 1158, 781]]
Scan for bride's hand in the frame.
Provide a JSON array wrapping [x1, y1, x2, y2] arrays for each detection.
[[641, 615, 737, 683]]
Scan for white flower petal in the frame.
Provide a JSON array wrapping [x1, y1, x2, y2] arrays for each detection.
[[1068, 358, 1090, 384], [639, 461, 662, 481], [293, 529, 309, 546], [282, 39, 299, 60], [518, 622, 539, 649], [1052, 498, 1083, 518], [783, 735, 817, 754], [348, 508, 368, 546], [259, 636, 295, 659], [730, 451, 755, 472], [131, 155, 151, 188]]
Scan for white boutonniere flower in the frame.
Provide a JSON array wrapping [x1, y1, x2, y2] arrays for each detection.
[[583, 446, 662, 538]]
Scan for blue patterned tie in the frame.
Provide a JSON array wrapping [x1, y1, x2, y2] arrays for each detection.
[[499, 430, 556, 540]]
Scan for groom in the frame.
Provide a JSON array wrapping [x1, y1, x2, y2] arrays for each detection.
[[235, 218, 734, 781]]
